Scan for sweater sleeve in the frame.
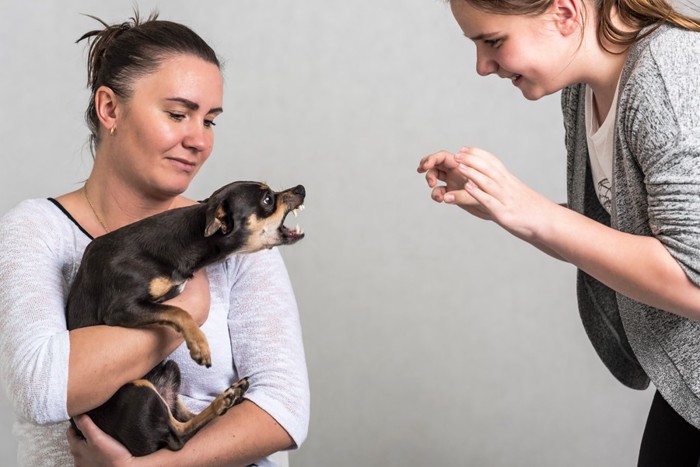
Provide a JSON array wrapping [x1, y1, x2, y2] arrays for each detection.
[[0, 201, 72, 424], [225, 248, 310, 448], [621, 30, 700, 285]]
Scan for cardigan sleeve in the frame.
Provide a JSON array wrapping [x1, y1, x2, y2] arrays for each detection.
[[620, 30, 700, 285], [0, 201, 72, 424], [225, 248, 310, 448]]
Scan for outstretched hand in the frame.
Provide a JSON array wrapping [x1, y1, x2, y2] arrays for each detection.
[[68, 415, 137, 467], [417, 149, 490, 220], [418, 147, 559, 241]]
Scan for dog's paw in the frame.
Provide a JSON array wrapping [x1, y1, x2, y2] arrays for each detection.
[[214, 377, 250, 416], [188, 339, 212, 368], [230, 377, 250, 396]]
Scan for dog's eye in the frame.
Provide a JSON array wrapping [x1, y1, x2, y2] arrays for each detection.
[[262, 194, 274, 206]]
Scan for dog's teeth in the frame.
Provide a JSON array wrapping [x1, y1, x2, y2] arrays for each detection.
[[295, 224, 301, 234], [299, 205, 305, 211], [292, 209, 298, 217]]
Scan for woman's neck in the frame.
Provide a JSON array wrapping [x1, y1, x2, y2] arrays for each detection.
[[84, 166, 192, 233]]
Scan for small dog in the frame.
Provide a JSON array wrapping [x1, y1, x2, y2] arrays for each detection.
[[66, 181, 306, 456]]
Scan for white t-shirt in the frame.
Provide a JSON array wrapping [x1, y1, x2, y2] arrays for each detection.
[[585, 82, 620, 213]]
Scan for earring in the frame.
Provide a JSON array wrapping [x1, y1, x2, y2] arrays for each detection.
[[109, 126, 116, 136]]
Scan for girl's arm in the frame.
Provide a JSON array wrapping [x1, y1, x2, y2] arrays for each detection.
[[450, 147, 700, 320]]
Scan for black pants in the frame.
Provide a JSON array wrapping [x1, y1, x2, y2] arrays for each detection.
[[638, 391, 700, 467]]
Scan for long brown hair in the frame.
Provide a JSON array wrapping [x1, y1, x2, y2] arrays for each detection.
[[76, 11, 221, 153], [456, 0, 700, 51]]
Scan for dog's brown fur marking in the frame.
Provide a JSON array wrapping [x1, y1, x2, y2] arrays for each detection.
[[149, 277, 175, 301]]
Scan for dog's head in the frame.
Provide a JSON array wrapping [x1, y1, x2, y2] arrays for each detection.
[[203, 181, 305, 253]]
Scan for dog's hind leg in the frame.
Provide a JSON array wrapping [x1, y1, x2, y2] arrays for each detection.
[[166, 377, 250, 449]]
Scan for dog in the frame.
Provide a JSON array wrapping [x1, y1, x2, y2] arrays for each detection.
[[66, 181, 306, 456]]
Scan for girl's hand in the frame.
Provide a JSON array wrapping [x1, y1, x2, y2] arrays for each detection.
[[68, 415, 138, 467], [417, 149, 490, 219], [454, 147, 558, 241]]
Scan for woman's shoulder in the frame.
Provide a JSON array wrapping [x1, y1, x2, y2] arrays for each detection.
[[0, 198, 82, 248], [1, 198, 61, 226]]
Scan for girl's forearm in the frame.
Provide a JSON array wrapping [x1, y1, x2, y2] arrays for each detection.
[[534, 204, 700, 320]]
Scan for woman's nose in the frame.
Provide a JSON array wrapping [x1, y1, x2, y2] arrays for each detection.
[[183, 123, 210, 153]]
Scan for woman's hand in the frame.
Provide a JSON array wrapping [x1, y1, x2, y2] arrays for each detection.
[[164, 269, 211, 326], [68, 415, 137, 467]]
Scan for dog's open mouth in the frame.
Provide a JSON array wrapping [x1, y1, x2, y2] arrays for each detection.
[[280, 204, 305, 243]]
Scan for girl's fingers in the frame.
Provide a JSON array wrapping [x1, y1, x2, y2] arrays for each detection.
[[443, 189, 491, 219], [431, 185, 447, 202], [458, 163, 500, 198]]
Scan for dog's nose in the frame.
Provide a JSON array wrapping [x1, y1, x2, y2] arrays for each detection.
[[293, 185, 305, 196]]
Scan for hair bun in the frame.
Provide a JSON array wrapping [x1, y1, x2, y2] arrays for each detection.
[[76, 11, 159, 91]]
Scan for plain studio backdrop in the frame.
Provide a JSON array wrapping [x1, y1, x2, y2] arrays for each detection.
[[2, 1, 699, 466]]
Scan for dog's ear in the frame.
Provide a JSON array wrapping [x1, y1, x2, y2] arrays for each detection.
[[204, 200, 233, 237]]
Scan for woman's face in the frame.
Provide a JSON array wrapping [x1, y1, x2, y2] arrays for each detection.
[[450, 0, 581, 100], [108, 54, 223, 198]]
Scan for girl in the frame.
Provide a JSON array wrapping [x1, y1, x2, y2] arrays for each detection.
[[0, 13, 309, 467], [418, 0, 700, 464]]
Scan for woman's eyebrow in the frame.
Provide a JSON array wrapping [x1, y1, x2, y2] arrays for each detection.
[[166, 97, 223, 114]]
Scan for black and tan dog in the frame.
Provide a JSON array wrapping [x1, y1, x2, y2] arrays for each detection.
[[67, 181, 306, 456]]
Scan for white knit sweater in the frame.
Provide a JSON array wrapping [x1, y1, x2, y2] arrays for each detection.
[[0, 199, 309, 466]]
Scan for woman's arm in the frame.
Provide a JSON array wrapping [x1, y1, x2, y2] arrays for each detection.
[[68, 248, 308, 465], [69, 400, 291, 467], [67, 270, 210, 415], [0, 202, 209, 422]]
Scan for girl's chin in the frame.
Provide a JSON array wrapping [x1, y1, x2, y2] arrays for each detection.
[[519, 85, 550, 101]]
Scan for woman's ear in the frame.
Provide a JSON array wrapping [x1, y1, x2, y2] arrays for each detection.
[[551, 0, 583, 36], [94, 85, 119, 134]]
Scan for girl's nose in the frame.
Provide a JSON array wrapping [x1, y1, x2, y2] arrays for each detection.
[[475, 52, 498, 77]]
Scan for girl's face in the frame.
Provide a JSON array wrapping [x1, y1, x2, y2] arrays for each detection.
[[450, 0, 581, 100], [108, 54, 223, 199]]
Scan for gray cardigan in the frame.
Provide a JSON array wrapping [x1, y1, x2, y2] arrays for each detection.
[[562, 24, 700, 426]]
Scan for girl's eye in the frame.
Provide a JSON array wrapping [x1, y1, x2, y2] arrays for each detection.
[[484, 39, 503, 48], [204, 119, 216, 128]]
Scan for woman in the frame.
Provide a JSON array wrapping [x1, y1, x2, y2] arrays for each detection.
[[0, 12, 309, 467], [418, 0, 700, 464]]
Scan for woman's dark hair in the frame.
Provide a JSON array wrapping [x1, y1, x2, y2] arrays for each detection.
[[77, 11, 220, 152]]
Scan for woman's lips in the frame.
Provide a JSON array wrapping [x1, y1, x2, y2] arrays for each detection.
[[167, 157, 196, 173]]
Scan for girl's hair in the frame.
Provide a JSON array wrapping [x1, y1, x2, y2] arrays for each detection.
[[457, 0, 700, 52], [76, 11, 220, 152]]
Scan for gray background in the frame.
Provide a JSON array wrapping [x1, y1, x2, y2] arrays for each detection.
[[3, 0, 696, 466]]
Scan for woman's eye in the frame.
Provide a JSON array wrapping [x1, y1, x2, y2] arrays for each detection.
[[167, 112, 186, 121], [204, 119, 217, 128], [484, 39, 503, 48]]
